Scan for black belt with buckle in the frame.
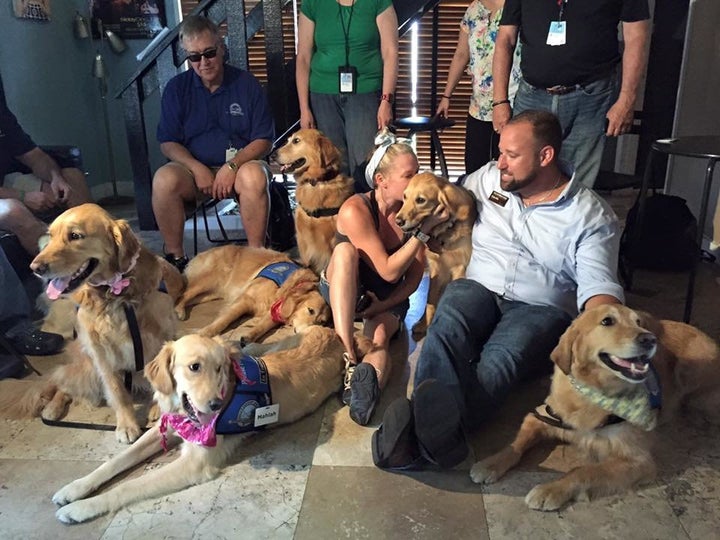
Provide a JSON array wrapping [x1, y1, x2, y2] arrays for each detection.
[[545, 84, 579, 95]]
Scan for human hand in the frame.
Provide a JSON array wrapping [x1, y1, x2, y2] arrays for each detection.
[[50, 175, 71, 205], [436, 98, 450, 118], [377, 100, 393, 130], [23, 191, 56, 212], [358, 291, 383, 318], [492, 103, 512, 133], [212, 165, 236, 200], [193, 165, 215, 196], [300, 110, 315, 129], [420, 204, 450, 234], [605, 98, 634, 137]]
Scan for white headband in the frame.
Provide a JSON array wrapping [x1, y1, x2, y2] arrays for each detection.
[[364, 131, 413, 188]]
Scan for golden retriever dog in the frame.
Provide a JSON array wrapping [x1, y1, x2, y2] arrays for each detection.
[[51, 326, 375, 524], [0, 204, 183, 443], [175, 245, 331, 339], [272, 129, 354, 274], [395, 172, 477, 337], [470, 304, 720, 510]]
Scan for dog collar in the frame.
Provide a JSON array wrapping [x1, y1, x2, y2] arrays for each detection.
[[306, 168, 341, 186], [269, 279, 314, 324], [301, 205, 342, 218], [88, 249, 141, 295], [568, 373, 660, 431]]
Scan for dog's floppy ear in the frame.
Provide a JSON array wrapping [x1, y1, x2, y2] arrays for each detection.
[[550, 323, 579, 375], [112, 218, 141, 272], [145, 341, 175, 395], [319, 135, 341, 169], [213, 335, 239, 359]]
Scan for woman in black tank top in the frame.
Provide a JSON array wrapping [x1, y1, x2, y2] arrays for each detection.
[[321, 136, 448, 426]]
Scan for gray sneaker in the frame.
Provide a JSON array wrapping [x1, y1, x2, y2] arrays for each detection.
[[349, 362, 380, 426]]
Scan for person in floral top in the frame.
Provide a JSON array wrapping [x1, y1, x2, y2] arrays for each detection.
[[436, 0, 521, 175]]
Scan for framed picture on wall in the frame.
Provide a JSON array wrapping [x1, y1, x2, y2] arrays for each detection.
[[13, 0, 51, 21], [90, 0, 166, 39]]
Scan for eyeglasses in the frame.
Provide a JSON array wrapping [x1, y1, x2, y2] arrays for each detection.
[[186, 47, 218, 63]]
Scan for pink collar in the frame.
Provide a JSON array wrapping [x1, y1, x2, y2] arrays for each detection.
[[89, 250, 140, 295], [159, 412, 220, 450]]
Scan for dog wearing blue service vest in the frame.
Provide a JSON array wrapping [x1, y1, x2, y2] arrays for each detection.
[[175, 245, 330, 340], [470, 304, 720, 511], [51, 326, 376, 524]]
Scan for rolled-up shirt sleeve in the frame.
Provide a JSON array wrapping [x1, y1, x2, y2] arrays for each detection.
[[575, 219, 625, 310]]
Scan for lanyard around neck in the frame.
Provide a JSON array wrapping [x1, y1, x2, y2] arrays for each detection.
[[338, 0, 356, 66]]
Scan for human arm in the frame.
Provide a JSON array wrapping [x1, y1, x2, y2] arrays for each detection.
[[575, 221, 626, 312], [437, 29, 470, 118], [491, 25, 518, 132], [584, 294, 622, 311], [376, 5, 399, 129], [296, 13, 316, 129], [213, 138, 273, 199], [361, 255, 425, 319], [605, 19, 650, 137], [15, 147, 71, 205], [160, 141, 215, 195], [337, 195, 437, 284]]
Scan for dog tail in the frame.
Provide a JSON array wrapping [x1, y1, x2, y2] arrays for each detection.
[[0, 379, 55, 419]]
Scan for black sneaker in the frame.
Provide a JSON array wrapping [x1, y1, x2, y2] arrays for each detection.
[[349, 362, 380, 426], [164, 253, 189, 273], [0, 353, 25, 380], [6, 327, 64, 356]]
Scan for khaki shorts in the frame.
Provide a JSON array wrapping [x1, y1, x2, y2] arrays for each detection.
[[2, 172, 43, 192]]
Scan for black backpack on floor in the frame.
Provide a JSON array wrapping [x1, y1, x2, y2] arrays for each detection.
[[619, 192, 699, 286]]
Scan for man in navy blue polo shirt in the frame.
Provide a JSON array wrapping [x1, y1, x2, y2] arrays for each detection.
[[153, 15, 275, 271]]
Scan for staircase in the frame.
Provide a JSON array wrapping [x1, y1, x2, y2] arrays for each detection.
[[115, 0, 439, 230]]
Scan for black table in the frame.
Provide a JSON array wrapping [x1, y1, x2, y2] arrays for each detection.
[[394, 116, 456, 179], [637, 136, 720, 322]]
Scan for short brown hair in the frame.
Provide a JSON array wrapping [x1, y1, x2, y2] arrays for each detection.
[[508, 110, 562, 157]]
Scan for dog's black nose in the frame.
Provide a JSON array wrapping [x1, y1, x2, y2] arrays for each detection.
[[31, 262, 49, 276], [395, 217, 405, 227], [636, 332, 657, 350], [208, 398, 224, 412]]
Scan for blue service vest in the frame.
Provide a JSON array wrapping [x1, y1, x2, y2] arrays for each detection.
[[256, 261, 301, 287], [215, 354, 273, 434]]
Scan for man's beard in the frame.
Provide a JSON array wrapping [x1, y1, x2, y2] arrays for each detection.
[[500, 169, 538, 192]]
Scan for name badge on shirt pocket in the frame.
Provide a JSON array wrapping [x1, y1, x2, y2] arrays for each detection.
[[546, 21, 567, 46], [489, 190, 509, 207]]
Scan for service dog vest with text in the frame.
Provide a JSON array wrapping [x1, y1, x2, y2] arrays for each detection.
[[256, 261, 301, 287], [215, 355, 274, 434]]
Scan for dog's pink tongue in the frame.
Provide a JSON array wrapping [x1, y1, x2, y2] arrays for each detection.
[[46, 277, 71, 300], [196, 410, 218, 426], [280, 163, 290, 173]]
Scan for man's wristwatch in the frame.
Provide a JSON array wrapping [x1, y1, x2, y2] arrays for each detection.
[[226, 161, 239, 172], [414, 230, 430, 244]]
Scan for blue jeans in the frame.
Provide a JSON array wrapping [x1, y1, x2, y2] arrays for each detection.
[[414, 279, 572, 430], [310, 91, 380, 193], [513, 75, 617, 188], [0, 247, 33, 338]]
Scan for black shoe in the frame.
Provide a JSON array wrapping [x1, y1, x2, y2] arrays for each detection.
[[372, 397, 426, 471], [412, 379, 469, 468], [6, 327, 64, 356], [0, 353, 25, 380], [349, 362, 380, 426], [164, 253, 189, 273]]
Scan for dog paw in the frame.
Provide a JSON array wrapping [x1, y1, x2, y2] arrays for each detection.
[[40, 391, 72, 421], [53, 479, 93, 507], [469, 460, 505, 484], [147, 402, 161, 423], [175, 307, 188, 321], [56, 499, 103, 524], [525, 482, 573, 511], [115, 424, 141, 444], [411, 321, 428, 340]]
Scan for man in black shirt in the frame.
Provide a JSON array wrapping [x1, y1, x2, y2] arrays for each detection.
[[0, 80, 91, 255], [492, 0, 650, 187]]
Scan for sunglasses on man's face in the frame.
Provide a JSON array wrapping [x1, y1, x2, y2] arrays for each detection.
[[186, 47, 218, 63]]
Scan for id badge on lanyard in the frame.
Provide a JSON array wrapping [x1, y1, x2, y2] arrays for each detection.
[[546, 0, 567, 46]]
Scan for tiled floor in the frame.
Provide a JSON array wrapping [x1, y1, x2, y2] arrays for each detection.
[[1, 189, 719, 539]]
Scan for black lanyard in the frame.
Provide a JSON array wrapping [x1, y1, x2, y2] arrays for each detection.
[[557, 0, 567, 21], [338, 0, 355, 67]]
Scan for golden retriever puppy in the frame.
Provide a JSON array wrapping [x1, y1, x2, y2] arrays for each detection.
[[395, 172, 477, 337], [272, 129, 354, 274], [175, 245, 330, 339], [51, 327, 375, 524], [470, 304, 720, 510], [2, 203, 182, 443]]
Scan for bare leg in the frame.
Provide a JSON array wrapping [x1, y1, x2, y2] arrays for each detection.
[[362, 312, 399, 389], [0, 199, 47, 255], [326, 242, 359, 363], [235, 161, 269, 248], [152, 163, 196, 258]]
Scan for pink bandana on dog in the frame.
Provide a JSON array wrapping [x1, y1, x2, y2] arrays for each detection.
[[159, 412, 220, 450]]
